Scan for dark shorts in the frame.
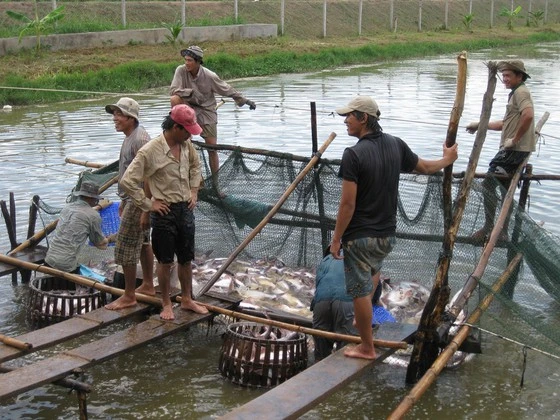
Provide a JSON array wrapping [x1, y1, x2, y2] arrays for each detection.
[[342, 236, 395, 299], [488, 150, 530, 176], [151, 202, 195, 265]]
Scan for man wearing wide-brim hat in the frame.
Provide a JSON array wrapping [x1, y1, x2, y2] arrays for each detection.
[[169, 45, 257, 186], [466, 59, 536, 242], [104, 97, 156, 311], [45, 182, 109, 273]]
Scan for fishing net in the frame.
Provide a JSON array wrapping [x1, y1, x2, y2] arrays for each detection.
[[192, 144, 560, 360], [30, 143, 560, 360]]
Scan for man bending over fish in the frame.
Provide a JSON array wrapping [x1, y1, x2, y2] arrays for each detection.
[[120, 104, 209, 319], [331, 96, 458, 360]]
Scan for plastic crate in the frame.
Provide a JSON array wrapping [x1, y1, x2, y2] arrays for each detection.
[[372, 305, 396, 325], [90, 202, 120, 246]]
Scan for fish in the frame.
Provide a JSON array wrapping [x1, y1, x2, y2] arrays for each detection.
[[379, 279, 431, 324]]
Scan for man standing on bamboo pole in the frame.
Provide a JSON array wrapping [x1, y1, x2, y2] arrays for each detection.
[[169, 45, 256, 192], [330, 96, 458, 360], [104, 97, 156, 310], [466, 60, 536, 242], [120, 104, 208, 320]]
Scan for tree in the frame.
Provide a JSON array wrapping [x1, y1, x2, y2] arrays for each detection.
[[6, 3, 65, 52]]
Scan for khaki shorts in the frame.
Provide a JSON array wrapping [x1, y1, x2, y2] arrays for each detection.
[[342, 236, 395, 299], [201, 123, 217, 140], [115, 201, 149, 266]]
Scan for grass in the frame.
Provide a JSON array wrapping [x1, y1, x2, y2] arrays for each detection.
[[1, 22, 560, 106]]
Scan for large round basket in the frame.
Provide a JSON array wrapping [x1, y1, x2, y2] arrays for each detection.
[[27, 275, 106, 327], [218, 322, 308, 388]]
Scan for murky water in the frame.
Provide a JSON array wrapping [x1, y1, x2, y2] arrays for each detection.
[[1, 43, 560, 418]]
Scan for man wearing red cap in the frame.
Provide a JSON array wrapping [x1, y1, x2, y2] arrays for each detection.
[[169, 45, 256, 187], [121, 104, 209, 319], [466, 60, 536, 242]]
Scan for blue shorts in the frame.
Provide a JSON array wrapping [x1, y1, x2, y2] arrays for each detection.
[[151, 202, 195, 265], [342, 236, 395, 299]]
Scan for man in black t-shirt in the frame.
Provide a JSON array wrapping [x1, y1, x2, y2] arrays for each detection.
[[330, 95, 458, 360]]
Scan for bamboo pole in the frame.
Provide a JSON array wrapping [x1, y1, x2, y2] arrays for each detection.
[[0, 333, 32, 350], [195, 132, 337, 298], [0, 253, 407, 349], [7, 175, 118, 256], [0, 253, 162, 306], [64, 157, 106, 168], [184, 299, 408, 350], [443, 154, 530, 323], [389, 253, 523, 419], [406, 52, 469, 383]]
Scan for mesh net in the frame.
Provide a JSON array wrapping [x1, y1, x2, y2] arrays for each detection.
[[34, 144, 560, 359]]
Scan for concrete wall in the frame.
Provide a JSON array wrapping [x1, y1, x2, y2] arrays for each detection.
[[0, 24, 277, 56]]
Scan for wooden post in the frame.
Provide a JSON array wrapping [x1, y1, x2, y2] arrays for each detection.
[[78, 389, 89, 420], [358, 0, 363, 35], [323, 0, 327, 38], [27, 195, 40, 239], [406, 52, 469, 384], [418, 0, 423, 32], [280, 0, 285, 36]]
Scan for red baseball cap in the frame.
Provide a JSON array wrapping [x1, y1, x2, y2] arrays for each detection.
[[170, 104, 202, 135]]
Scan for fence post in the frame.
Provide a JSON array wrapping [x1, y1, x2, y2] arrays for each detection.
[[545, 0, 549, 23], [390, 0, 394, 31], [323, 0, 327, 38], [121, 0, 127, 27], [281, 0, 285, 36], [490, 0, 494, 28], [234, 0, 238, 23], [418, 0, 423, 32], [445, 0, 449, 29], [358, 0, 363, 35], [52, 0, 57, 11], [469, 0, 473, 14], [182, 0, 186, 25]]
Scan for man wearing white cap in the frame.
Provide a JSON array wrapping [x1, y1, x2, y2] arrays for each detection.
[[466, 60, 536, 242], [104, 97, 155, 311], [169, 45, 256, 185], [121, 104, 209, 319], [330, 95, 458, 360]]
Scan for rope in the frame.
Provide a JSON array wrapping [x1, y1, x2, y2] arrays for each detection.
[[462, 322, 560, 361], [0, 85, 145, 97]]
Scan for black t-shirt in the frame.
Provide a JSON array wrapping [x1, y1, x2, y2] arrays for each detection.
[[338, 131, 418, 241]]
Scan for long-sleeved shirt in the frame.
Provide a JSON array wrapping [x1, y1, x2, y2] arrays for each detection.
[[169, 65, 248, 125], [120, 133, 202, 212]]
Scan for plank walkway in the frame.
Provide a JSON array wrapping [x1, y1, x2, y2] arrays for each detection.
[[220, 323, 417, 420], [0, 294, 238, 400], [0, 303, 151, 364]]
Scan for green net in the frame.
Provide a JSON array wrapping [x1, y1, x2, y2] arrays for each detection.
[[35, 144, 560, 359]]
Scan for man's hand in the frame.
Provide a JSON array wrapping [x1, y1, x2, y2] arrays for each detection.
[[188, 190, 198, 210], [245, 100, 257, 110], [466, 121, 479, 134], [151, 200, 170, 216], [330, 240, 343, 260]]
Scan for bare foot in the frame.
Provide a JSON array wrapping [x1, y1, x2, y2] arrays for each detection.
[[136, 283, 156, 296], [180, 299, 209, 314], [344, 344, 377, 360], [160, 305, 175, 320], [105, 295, 137, 310]]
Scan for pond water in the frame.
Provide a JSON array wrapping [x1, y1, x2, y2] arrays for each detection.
[[0, 43, 559, 418]]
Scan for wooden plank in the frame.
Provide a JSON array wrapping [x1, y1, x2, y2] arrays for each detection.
[[220, 323, 416, 420], [0, 303, 151, 364], [0, 246, 47, 277], [0, 296, 236, 400]]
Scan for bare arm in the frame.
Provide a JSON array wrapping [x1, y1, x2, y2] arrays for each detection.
[[414, 142, 458, 175], [330, 179, 357, 259]]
